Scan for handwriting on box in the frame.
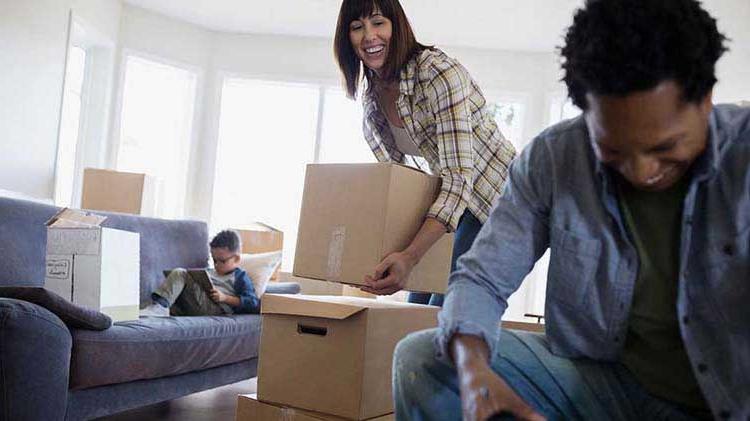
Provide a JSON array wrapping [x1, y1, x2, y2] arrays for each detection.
[[46, 259, 71, 279]]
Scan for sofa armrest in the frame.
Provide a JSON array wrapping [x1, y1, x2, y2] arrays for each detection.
[[0, 298, 71, 421], [264, 282, 300, 295]]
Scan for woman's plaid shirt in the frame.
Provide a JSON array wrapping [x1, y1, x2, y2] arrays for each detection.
[[362, 48, 517, 231]]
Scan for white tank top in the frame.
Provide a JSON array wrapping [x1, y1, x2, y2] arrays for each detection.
[[388, 120, 422, 157]]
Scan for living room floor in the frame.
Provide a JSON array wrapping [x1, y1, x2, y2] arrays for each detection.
[[97, 378, 256, 421]]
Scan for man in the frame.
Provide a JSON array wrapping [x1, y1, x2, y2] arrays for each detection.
[[393, 0, 749, 420]]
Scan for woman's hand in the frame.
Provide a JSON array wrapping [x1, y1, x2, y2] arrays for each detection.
[[360, 250, 418, 295], [361, 217, 447, 295], [458, 360, 546, 421], [209, 288, 226, 303]]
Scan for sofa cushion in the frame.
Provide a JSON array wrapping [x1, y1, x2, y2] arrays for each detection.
[[0, 287, 112, 330], [69, 314, 261, 390]]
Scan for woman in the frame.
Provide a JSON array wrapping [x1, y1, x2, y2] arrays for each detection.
[[334, 0, 516, 306]]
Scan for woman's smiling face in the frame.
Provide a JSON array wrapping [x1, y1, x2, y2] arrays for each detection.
[[349, 8, 392, 76]]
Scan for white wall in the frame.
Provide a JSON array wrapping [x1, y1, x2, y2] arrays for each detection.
[[0, 0, 121, 201], [706, 0, 750, 103]]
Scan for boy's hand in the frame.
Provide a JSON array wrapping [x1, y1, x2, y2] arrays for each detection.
[[209, 288, 226, 303]]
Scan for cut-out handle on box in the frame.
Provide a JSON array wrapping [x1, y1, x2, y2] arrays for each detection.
[[297, 324, 328, 336]]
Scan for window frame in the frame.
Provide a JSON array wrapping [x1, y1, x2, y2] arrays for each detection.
[[109, 48, 204, 218]]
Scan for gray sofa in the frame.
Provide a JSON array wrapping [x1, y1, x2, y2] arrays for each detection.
[[0, 197, 299, 421]]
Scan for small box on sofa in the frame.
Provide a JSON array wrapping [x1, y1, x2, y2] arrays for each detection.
[[44, 208, 140, 322]]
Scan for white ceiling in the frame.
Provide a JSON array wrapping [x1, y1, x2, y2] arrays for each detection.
[[121, 0, 585, 53]]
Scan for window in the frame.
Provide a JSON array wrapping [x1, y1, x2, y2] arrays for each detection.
[[211, 78, 320, 271], [115, 54, 197, 219], [549, 95, 581, 125], [54, 45, 87, 207], [486, 95, 527, 152], [504, 93, 583, 321], [318, 88, 375, 164]]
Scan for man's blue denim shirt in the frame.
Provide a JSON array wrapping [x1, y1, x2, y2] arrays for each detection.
[[437, 104, 750, 419]]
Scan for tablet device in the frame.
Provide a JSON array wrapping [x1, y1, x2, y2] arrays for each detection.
[[187, 270, 214, 293]]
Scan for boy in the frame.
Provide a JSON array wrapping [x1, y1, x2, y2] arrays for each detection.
[[145, 230, 260, 316]]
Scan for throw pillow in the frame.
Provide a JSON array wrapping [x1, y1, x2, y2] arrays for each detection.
[[0, 287, 112, 330], [239, 251, 282, 296]]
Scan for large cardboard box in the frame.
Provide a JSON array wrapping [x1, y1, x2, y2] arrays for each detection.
[[293, 163, 454, 294], [235, 223, 284, 280], [81, 168, 157, 216], [236, 394, 394, 421], [257, 294, 439, 420], [44, 209, 140, 322]]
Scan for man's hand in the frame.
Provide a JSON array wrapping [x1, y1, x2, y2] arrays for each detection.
[[360, 250, 418, 295], [452, 334, 545, 421], [209, 288, 226, 303], [458, 360, 546, 421]]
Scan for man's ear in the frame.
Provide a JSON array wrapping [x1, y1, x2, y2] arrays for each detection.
[[700, 89, 714, 115]]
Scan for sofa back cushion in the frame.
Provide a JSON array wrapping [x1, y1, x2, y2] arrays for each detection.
[[0, 197, 209, 304]]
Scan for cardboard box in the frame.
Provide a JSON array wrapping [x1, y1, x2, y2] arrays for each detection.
[[236, 394, 394, 421], [293, 163, 454, 294], [81, 168, 157, 216], [279, 273, 346, 296], [342, 285, 376, 299], [235, 223, 284, 280], [44, 208, 140, 322], [257, 294, 439, 420]]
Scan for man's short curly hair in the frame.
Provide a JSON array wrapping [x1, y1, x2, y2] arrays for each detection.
[[560, 0, 728, 110], [210, 230, 242, 254]]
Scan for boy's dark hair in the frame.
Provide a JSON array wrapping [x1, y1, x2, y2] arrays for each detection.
[[334, 0, 429, 99], [209, 230, 242, 254], [560, 0, 728, 110]]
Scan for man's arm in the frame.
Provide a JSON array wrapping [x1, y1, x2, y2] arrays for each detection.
[[436, 136, 554, 420], [436, 135, 553, 361]]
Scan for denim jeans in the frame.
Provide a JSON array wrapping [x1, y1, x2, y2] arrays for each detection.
[[153, 269, 227, 316], [408, 210, 483, 307], [393, 329, 705, 421]]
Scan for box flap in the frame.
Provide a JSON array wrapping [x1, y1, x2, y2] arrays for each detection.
[[262, 294, 436, 319], [243, 221, 281, 232], [389, 162, 430, 176], [261, 294, 367, 320], [46, 208, 107, 228]]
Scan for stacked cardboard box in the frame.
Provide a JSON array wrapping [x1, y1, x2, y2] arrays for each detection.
[[234, 222, 284, 280], [237, 394, 394, 421], [238, 163, 452, 420], [294, 163, 453, 294], [254, 294, 438, 420], [81, 168, 157, 216]]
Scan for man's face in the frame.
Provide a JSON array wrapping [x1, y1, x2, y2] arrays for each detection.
[[585, 81, 712, 191]]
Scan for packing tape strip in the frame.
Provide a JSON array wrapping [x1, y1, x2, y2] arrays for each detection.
[[326, 226, 346, 281], [280, 407, 294, 421]]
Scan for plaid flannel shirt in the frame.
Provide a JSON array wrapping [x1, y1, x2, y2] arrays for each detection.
[[362, 48, 516, 231]]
